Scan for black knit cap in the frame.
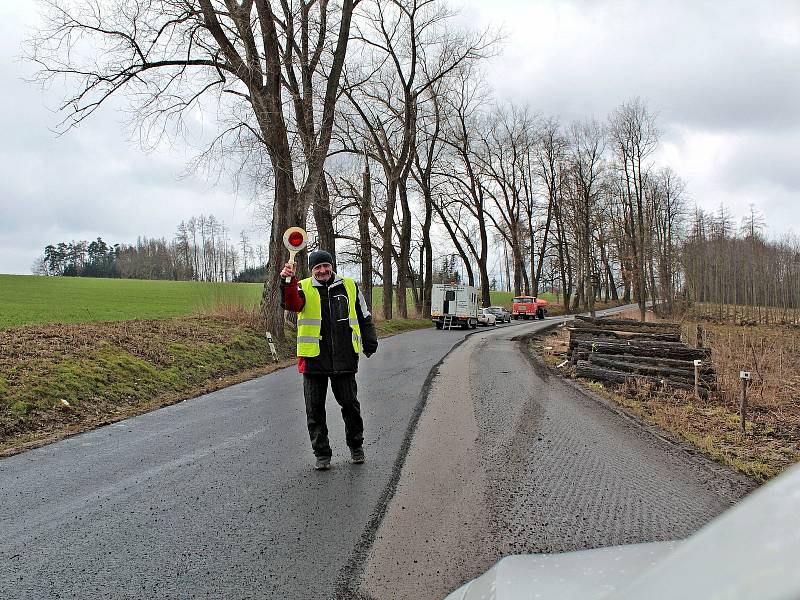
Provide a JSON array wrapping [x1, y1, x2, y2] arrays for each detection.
[[308, 250, 334, 270]]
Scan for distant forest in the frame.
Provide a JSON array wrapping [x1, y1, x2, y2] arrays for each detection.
[[33, 215, 267, 283], [682, 207, 800, 322]]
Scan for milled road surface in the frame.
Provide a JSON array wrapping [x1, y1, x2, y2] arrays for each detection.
[[359, 319, 756, 600], [1, 310, 756, 600]]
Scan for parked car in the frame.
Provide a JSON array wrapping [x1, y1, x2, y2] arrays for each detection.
[[487, 306, 511, 323], [477, 308, 497, 326]]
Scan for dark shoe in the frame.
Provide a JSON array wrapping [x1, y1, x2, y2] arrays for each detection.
[[314, 457, 331, 470], [350, 447, 365, 464]]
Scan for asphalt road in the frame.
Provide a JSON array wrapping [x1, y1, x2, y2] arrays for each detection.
[[0, 310, 755, 600], [1, 318, 514, 600]]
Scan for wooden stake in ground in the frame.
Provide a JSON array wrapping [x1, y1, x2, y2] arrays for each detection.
[[739, 370, 751, 434], [694, 359, 702, 399]]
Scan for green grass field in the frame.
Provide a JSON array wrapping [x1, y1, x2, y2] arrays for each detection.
[[0, 274, 559, 329], [0, 275, 263, 329]]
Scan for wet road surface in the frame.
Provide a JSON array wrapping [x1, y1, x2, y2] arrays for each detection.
[[0, 309, 755, 599], [1, 319, 520, 599]]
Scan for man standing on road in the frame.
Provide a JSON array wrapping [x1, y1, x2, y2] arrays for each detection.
[[280, 250, 378, 471]]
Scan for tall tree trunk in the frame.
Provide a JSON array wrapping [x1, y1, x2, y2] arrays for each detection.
[[397, 179, 412, 319], [478, 215, 490, 307], [421, 190, 434, 317], [606, 259, 619, 301], [261, 170, 302, 341], [648, 253, 659, 315], [527, 213, 535, 296], [382, 180, 397, 320], [359, 157, 373, 310], [415, 243, 424, 313], [533, 196, 554, 295], [313, 178, 336, 259], [584, 197, 595, 317], [510, 224, 524, 296], [521, 243, 530, 295], [637, 194, 648, 321]]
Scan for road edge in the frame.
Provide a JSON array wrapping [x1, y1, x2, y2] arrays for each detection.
[[515, 325, 758, 495], [333, 325, 495, 600]]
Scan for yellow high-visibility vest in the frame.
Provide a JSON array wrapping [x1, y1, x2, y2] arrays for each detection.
[[297, 277, 361, 357]]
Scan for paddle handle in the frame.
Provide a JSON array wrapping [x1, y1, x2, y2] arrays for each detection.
[[284, 249, 298, 283]]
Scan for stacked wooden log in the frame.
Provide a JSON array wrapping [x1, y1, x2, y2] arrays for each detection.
[[569, 315, 715, 395]]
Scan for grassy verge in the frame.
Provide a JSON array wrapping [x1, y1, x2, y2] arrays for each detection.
[[0, 313, 430, 456], [529, 315, 799, 483]]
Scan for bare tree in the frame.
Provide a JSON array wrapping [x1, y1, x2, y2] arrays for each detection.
[[339, 0, 491, 318], [531, 118, 566, 295], [567, 118, 606, 316], [650, 167, 686, 314], [608, 98, 660, 321], [436, 70, 493, 305], [27, 0, 357, 338], [411, 80, 447, 317], [477, 103, 534, 296]]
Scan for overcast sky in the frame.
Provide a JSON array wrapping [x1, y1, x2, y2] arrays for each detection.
[[1, 0, 798, 275]]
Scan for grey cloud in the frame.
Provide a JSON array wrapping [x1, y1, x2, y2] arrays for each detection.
[[1, 21, 259, 273], [719, 130, 800, 192], [3, 0, 799, 273], [478, 0, 800, 133]]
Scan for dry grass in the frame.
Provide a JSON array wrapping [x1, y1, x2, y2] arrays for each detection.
[[689, 302, 800, 327], [203, 301, 270, 331], [532, 310, 800, 482]]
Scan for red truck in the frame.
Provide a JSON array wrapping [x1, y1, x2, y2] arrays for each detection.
[[512, 296, 548, 320]]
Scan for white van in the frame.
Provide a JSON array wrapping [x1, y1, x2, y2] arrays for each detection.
[[431, 283, 479, 330]]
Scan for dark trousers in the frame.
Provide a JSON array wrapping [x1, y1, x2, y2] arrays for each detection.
[[303, 373, 364, 458]]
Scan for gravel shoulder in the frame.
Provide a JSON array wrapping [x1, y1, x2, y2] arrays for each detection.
[[358, 332, 495, 600]]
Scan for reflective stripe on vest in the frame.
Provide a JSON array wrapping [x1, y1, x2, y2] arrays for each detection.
[[297, 277, 361, 357]]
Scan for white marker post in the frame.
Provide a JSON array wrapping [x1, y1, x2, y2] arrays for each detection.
[[693, 359, 702, 399], [265, 331, 278, 362], [739, 370, 751, 434], [282, 227, 308, 283]]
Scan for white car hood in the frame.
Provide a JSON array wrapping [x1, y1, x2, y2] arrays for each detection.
[[445, 541, 678, 600]]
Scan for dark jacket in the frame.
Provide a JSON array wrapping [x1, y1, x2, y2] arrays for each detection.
[[281, 274, 378, 375]]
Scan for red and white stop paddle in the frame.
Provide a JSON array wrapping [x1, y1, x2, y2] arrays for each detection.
[[282, 227, 308, 283]]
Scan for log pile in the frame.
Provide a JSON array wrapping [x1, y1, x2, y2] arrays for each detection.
[[568, 315, 715, 395]]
